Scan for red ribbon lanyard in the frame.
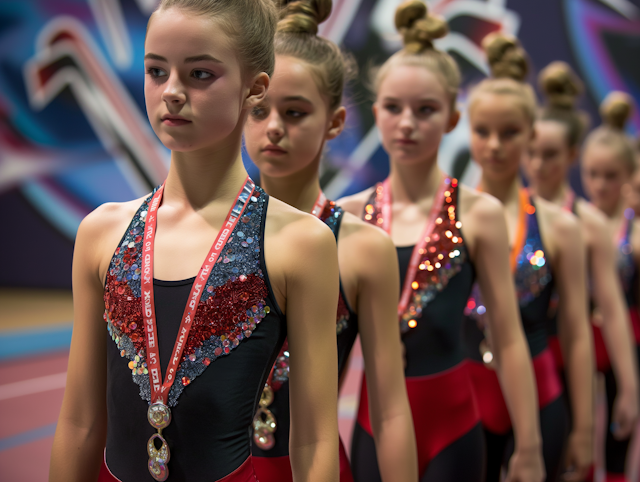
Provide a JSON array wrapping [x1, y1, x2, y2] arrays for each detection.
[[381, 176, 448, 320], [563, 189, 576, 213], [311, 191, 328, 218], [142, 176, 255, 405]]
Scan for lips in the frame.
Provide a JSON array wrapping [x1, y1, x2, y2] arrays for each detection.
[[394, 138, 417, 145], [262, 144, 287, 155], [161, 114, 191, 126]]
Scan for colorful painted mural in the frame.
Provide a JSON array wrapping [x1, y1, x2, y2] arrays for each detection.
[[1, 0, 638, 288]]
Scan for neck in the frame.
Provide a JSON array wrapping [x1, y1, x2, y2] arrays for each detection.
[[479, 173, 522, 206], [388, 156, 443, 203], [163, 141, 248, 210], [599, 197, 625, 220], [530, 180, 570, 207], [260, 158, 322, 214]]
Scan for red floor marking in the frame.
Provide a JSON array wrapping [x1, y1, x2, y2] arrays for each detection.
[[0, 387, 64, 440], [0, 435, 54, 482], [0, 351, 69, 385]]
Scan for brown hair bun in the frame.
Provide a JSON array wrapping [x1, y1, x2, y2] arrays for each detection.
[[600, 91, 634, 131], [277, 0, 331, 36], [395, 0, 448, 54], [482, 32, 529, 82], [538, 61, 583, 110]]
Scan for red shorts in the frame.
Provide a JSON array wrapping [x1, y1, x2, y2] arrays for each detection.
[[468, 348, 563, 435], [357, 360, 480, 476], [251, 437, 353, 482], [99, 453, 257, 482]]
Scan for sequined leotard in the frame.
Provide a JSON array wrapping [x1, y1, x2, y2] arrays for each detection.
[[603, 209, 640, 478], [463, 195, 567, 482], [101, 186, 287, 482], [351, 178, 485, 482], [251, 201, 358, 482]]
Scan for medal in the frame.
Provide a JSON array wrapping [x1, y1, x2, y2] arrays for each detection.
[[252, 191, 327, 451], [141, 177, 255, 480]]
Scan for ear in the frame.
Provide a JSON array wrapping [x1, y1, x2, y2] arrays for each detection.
[[529, 123, 537, 142], [372, 102, 378, 122], [445, 109, 460, 133], [326, 106, 347, 141], [244, 72, 270, 109]]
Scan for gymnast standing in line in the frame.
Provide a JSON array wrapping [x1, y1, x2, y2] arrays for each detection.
[[580, 91, 640, 482], [524, 64, 639, 482], [463, 34, 594, 482], [243, 1, 417, 481], [49, 1, 342, 480], [339, 2, 545, 480]]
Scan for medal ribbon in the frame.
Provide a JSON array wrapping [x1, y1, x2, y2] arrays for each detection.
[[380, 176, 448, 321], [563, 189, 576, 213], [510, 188, 530, 273], [311, 190, 328, 218], [142, 176, 255, 405]]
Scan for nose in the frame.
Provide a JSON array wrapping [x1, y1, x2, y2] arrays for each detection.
[[266, 110, 284, 143], [161, 70, 187, 106], [487, 132, 501, 151], [398, 107, 416, 135]]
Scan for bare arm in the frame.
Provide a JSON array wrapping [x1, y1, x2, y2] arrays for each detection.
[[273, 216, 340, 482], [49, 209, 116, 481], [464, 191, 544, 482], [551, 209, 593, 480], [349, 223, 418, 482], [584, 206, 638, 439]]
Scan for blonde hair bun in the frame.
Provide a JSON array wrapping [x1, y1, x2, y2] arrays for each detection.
[[600, 91, 634, 131], [395, 0, 448, 54], [482, 32, 529, 82], [277, 0, 332, 35], [538, 61, 583, 110]]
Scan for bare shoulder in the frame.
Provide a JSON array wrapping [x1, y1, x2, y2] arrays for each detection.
[[575, 198, 608, 234], [336, 186, 376, 218], [338, 211, 395, 259], [264, 196, 337, 256], [458, 185, 505, 224], [534, 195, 582, 253], [76, 196, 148, 282]]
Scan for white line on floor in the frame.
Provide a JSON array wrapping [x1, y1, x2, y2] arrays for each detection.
[[0, 372, 67, 401]]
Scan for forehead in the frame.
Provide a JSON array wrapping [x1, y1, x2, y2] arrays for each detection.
[[583, 142, 623, 167], [269, 55, 325, 102], [471, 93, 529, 126], [145, 8, 234, 62], [534, 120, 566, 145], [378, 64, 448, 101]]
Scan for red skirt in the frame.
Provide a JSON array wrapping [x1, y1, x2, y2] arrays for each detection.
[[251, 437, 353, 482], [99, 453, 257, 482], [468, 348, 563, 435], [357, 360, 480, 476]]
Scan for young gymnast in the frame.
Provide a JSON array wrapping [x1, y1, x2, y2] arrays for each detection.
[[49, 1, 341, 480], [464, 34, 594, 481], [339, 2, 545, 481], [580, 91, 640, 482], [524, 64, 639, 482], [243, 1, 417, 481]]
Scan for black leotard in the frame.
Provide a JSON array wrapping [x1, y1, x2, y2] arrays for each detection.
[[104, 186, 287, 481]]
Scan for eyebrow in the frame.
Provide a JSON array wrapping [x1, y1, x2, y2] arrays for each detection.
[[382, 96, 441, 104], [144, 53, 223, 64], [282, 95, 313, 104]]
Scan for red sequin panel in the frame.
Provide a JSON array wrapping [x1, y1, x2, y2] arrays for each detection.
[[104, 275, 146, 353], [184, 273, 268, 357]]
